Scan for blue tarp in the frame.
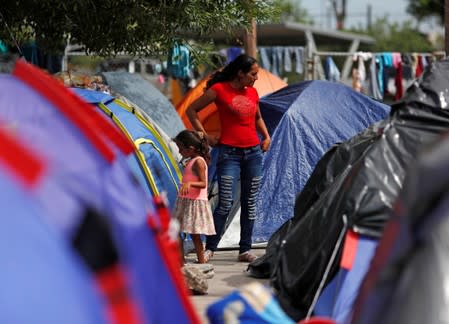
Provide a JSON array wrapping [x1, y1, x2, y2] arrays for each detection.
[[253, 81, 390, 242]]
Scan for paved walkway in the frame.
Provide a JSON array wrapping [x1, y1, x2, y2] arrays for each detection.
[[187, 249, 269, 323]]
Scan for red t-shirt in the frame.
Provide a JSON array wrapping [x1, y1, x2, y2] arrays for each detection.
[[210, 82, 260, 147]]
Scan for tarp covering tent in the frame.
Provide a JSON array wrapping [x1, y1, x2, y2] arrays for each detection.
[[72, 88, 182, 210], [101, 71, 185, 138], [176, 67, 287, 138], [0, 59, 200, 324], [0, 127, 107, 324], [350, 61, 449, 324], [248, 59, 449, 322], [253, 80, 390, 243]]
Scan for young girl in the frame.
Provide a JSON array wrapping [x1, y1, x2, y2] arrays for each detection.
[[173, 130, 215, 264]]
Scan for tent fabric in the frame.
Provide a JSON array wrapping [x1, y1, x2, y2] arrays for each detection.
[[0, 123, 107, 324], [0, 171, 108, 324], [101, 71, 185, 138], [253, 80, 390, 243], [350, 62, 449, 324], [206, 282, 295, 324], [0, 60, 199, 324], [72, 88, 182, 210], [176, 68, 287, 138], [313, 235, 377, 324], [248, 59, 449, 322]]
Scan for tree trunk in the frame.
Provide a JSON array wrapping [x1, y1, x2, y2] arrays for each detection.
[[243, 18, 257, 58]]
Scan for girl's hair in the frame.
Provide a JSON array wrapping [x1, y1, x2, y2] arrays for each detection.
[[174, 130, 211, 164], [206, 54, 257, 89]]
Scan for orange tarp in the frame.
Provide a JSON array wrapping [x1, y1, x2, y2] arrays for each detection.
[[176, 68, 287, 138]]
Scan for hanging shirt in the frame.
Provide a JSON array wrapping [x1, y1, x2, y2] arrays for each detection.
[[210, 82, 260, 148]]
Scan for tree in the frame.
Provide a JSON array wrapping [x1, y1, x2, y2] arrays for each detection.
[[406, 0, 444, 23], [350, 17, 437, 52], [331, 0, 347, 30], [0, 0, 280, 58], [275, 0, 313, 24]]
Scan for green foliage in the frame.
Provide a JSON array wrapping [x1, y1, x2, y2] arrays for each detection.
[[272, 0, 313, 24], [0, 0, 280, 58], [350, 17, 437, 52], [406, 0, 444, 23]]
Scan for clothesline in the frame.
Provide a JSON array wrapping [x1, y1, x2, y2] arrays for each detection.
[[313, 50, 441, 57]]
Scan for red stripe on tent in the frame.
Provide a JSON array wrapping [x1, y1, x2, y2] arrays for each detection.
[[340, 230, 359, 270], [148, 196, 201, 324], [96, 264, 143, 324], [0, 126, 45, 188], [12, 60, 116, 163]]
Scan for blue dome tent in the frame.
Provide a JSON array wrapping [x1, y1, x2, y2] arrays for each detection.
[[73, 88, 182, 210], [253, 80, 390, 242], [101, 71, 185, 138], [0, 126, 107, 324], [0, 59, 200, 324]]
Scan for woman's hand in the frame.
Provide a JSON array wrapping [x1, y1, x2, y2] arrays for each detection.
[[205, 133, 219, 147], [261, 136, 271, 152]]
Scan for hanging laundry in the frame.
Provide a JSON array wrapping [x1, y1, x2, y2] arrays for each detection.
[[284, 47, 293, 73], [226, 47, 243, 64], [415, 54, 424, 78], [392, 52, 404, 100], [324, 56, 340, 82], [366, 57, 383, 100], [292, 47, 304, 74], [270, 46, 284, 76], [259, 47, 271, 71], [167, 43, 192, 79]]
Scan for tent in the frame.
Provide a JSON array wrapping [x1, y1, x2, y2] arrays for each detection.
[[248, 59, 449, 322], [351, 135, 449, 324], [350, 59, 449, 324], [176, 67, 287, 138], [101, 71, 185, 138], [0, 126, 107, 324], [253, 80, 390, 243], [0, 59, 200, 324], [73, 88, 182, 210]]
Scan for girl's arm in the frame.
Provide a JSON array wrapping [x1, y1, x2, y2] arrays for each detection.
[[186, 89, 218, 146], [255, 105, 271, 152], [180, 159, 207, 195]]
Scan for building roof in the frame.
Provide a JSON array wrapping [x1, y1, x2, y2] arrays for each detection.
[[192, 22, 375, 47]]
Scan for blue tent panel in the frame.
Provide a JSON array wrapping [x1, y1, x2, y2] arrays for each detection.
[[73, 88, 181, 209], [0, 173, 107, 324], [314, 236, 378, 324], [254, 81, 390, 242]]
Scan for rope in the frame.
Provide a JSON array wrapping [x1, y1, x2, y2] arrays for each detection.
[[306, 214, 348, 319], [0, 10, 23, 57]]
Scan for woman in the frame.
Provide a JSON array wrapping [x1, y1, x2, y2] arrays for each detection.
[[186, 54, 271, 263]]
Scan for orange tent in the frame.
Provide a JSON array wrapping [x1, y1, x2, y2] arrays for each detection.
[[176, 68, 287, 138]]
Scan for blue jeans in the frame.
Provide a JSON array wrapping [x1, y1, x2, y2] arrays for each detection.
[[206, 144, 263, 254]]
